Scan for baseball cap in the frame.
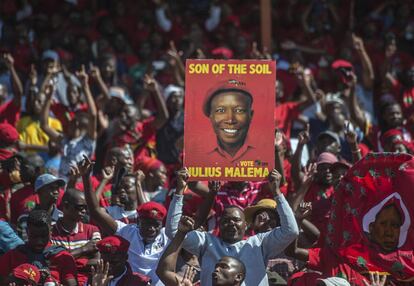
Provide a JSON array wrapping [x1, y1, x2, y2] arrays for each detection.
[[244, 199, 277, 224], [34, 174, 65, 192], [0, 122, 19, 145], [331, 59, 353, 70], [203, 79, 253, 116], [97, 235, 130, 254], [109, 86, 133, 104], [137, 202, 167, 220], [41, 49, 60, 62], [317, 277, 351, 286], [317, 152, 339, 165], [12, 263, 40, 285], [163, 84, 184, 101], [317, 131, 341, 145], [325, 92, 345, 108]]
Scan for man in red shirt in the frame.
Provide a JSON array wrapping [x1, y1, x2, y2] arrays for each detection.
[[51, 188, 101, 286], [0, 209, 78, 286]]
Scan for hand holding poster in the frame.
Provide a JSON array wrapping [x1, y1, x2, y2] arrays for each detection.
[[184, 60, 276, 181]]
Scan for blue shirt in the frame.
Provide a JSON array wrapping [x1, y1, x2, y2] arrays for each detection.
[[166, 194, 299, 286]]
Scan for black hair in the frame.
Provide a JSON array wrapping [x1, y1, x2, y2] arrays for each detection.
[[27, 209, 51, 228], [378, 100, 401, 131], [222, 256, 246, 282], [205, 88, 253, 116], [62, 188, 84, 205]]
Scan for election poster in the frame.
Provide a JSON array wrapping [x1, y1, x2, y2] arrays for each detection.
[[184, 59, 276, 181]]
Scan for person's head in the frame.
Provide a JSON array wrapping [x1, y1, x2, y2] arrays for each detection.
[[27, 89, 46, 116], [205, 82, 254, 155], [66, 82, 82, 107], [219, 206, 247, 244], [34, 174, 65, 206], [105, 86, 132, 117], [119, 104, 141, 131], [97, 235, 129, 276], [116, 174, 137, 207], [315, 152, 338, 186], [9, 263, 41, 286], [164, 85, 184, 114], [41, 50, 60, 74], [212, 256, 246, 286], [0, 122, 19, 148], [61, 188, 87, 222], [244, 199, 280, 233], [380, 129, 411, 153], [331, 162, 350, 187], [315, 131, 341, 156], [137, 202, 167, 243], [138, 158, 167, 188], [324, 98, 347, 129], [316, 277, 351, 286], [27, 209, 51, 253], [404, 65, 414, 88], [0, 83, 8, 103], [379, 102, 404, 130], [99, 53, 116, 81], [369, 204, 402, 252], [106, 147, 134, 171]]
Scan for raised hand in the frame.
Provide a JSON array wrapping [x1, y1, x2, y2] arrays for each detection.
[[102, 166, 115, 181], [167, 41, 182, 64], [295, 202, 312, 220], [268, 169, 282, 196], [302, 163, 317, 185], [274, 129, 284, 150], [89, 63, 102, 80], [134, 169, 145, 184], [362, 272, 387, 286], [2, 53, 14, 69], [76, 65, 89, 86], [69, 165, 81, 179], [91, 259, 113, 286], [298, 123, 310, 146], [180, 265, 196, 286], [208, 181, 221, 193], [77, 155, 94, 177], [352, 33, 365, 52], [177, 215, 195, 234], [344, 122, 358, 144], [176, 168, 189, 193], [143, 73, 158, 92]]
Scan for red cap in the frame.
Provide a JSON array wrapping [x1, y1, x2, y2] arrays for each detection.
[[96, 235, 130, 254], [137, 157, 163, 175], [137, 201, 167, 220], [0, 122, 19, 145], [331, 59, 353, 70], [380, 128, 404, 146], [211, 47, 234, 59], [12, 263, 40, 284], [317, 152, 339, 165]]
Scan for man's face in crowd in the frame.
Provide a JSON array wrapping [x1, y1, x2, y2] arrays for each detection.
[[316, 163, 333, 186], [383, 104, 403, 128], [325, 103, 346, 128], [252, 209, 279, 233], [63, 193, 87, 222], [138, 218, 163, 243], [30, 92, 46, 116], [120, 105, 141, 130], [117, 176, 137, 206], [167, 91, 184, 113], [209, 92, 253, 153], [370, 205, 402, 252], [101, 252, 128, 276], [219, 207, 246, 244], [67, 84, 81, 107], [316, 136, 340, 156], [101, 58, 116, 80], [212, 257, 244, 286], [149, 165, 168, 187], [27, 224, 50, 253], [38, 182, 60, 206]]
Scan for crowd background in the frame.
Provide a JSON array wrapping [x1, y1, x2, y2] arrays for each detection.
[[0, 0, 414, 285]]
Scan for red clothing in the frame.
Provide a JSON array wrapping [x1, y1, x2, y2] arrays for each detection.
[[51, 221, 101, 285], [0, 244, 78, 283], [9, 185, 39, 225], [307, 247, 368, 286], [206, 139, 255, 165], [50, 102, 88, 130], [0, 147, 16, 160], [274, 102, 301, 139], [75, 175, 111, 207], [279, 159, 293, 196], [0, 189, 10, 221], [0, 100, 20, 126]]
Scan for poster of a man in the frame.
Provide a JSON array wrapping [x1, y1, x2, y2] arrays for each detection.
[[184, 60, 275, 181]]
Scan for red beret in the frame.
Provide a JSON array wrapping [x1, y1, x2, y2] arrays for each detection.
[[96, 235, 130, 254], [0, 122, 19, 145], [12, 263, 40, 284], [137, 157, 164, 175], [137, 201, 167, 221], [331, 59, 353, 70]]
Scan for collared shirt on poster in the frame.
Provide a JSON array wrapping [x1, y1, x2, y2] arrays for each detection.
[[206, 137, 255, 164], [115, 222, 169, 286]]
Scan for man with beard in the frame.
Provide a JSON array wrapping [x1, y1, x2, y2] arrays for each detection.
[[157, 216, 246, 286], [51, 188, 101, 285], [166, 169, 298, 285], [79, 156, 169, 285], [94, 235, 151, 286]]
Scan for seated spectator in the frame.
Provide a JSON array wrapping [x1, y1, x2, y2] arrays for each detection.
[[94, 235, 151, 286], [51, 188, 101, 286], [166, 169, 299, 285], [0, 210, 78, 286]]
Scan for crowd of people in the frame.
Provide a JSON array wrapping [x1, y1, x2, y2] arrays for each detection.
[[0, 0, 414, 285]]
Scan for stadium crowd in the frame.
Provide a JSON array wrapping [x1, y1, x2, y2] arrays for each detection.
[[0, 0, 414, 285]]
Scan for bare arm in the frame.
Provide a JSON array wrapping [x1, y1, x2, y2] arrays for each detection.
[[291, 126, 310, 188], [274, 130, 286, 185], [167, 41, 185, 86], [345, 123, 362, 163], [89, 64, 109, 99], [143, 74, 169, 130], [77, 65, 98, 140], [287, 163, 316, 212], [3, 54, 23, 106], [352, 34, 375, 90], [348, 74, 367, 131], [40, 82, 63, 142], [95, 166, 114, 200], [135, 170, 149, 205], [80, 156, 118, 235]]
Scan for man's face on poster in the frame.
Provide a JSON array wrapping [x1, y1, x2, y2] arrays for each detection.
[[209, 91, 253, 153], [369, 205, 402, 252]]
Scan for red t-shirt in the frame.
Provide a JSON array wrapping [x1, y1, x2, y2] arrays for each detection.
[[274, 102, 301, 139], [51, 221, 101, 285], [0, 244, 78, 283], [9, 185, 39, 225], [0, 100, 20, 126], [307, 247, 368, 286], [50, 102, 88, 130]]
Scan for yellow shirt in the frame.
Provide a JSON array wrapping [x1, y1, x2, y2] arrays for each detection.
[[17, 116, 62, 146]]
